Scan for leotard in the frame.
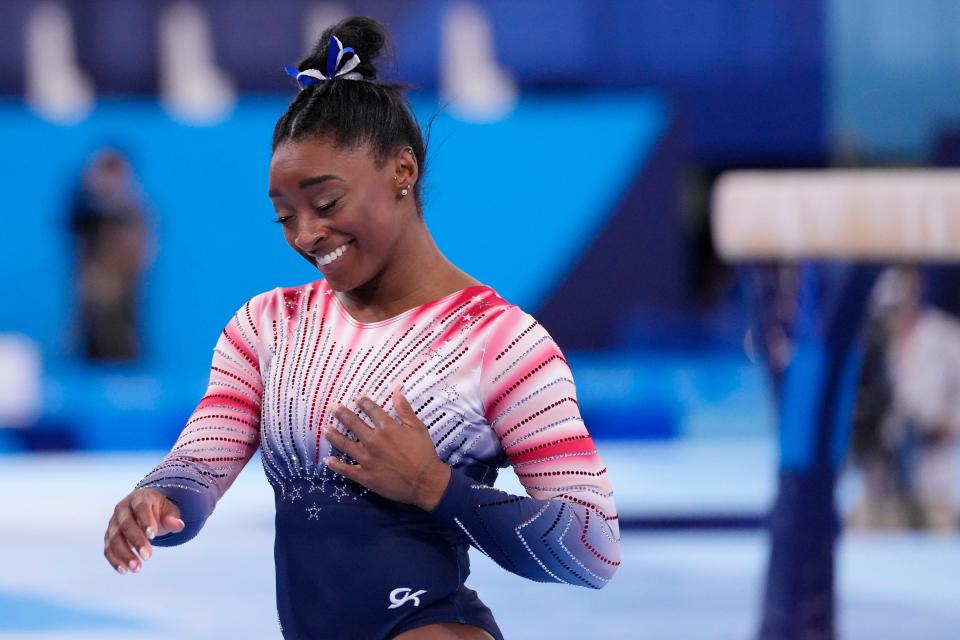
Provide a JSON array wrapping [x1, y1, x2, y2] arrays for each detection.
[[136, 279, 621, 639]]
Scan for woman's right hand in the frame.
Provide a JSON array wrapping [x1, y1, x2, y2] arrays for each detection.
[[104, 488, 185, 574]]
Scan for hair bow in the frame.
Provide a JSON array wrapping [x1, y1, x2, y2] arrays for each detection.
[[284, 35, 363, 89]]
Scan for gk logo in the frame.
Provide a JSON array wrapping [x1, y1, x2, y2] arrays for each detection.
[[388, 587, 427, 609]]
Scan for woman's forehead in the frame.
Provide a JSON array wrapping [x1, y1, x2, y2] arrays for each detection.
[[270, 138, 378, 175]]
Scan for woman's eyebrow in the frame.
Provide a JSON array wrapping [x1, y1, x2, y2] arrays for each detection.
[[299, 174, 343, 189], [268, 174, 343, 198]]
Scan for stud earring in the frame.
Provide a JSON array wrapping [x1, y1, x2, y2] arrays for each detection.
[[400, 186, 409, 197]]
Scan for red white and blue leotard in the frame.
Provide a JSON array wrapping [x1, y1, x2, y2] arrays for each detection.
[[137, 279, 621, 639]]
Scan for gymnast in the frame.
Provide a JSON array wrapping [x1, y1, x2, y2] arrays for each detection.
[[103, 16, 620, 640]]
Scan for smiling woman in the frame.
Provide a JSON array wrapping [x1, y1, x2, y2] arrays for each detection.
[[103, 15, 620, 640]]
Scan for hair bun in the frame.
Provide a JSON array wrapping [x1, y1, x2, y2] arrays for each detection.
[[300, 16, 387, 81]]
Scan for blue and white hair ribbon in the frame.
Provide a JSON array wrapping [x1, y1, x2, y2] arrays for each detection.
[[284, 35, 363, 90]]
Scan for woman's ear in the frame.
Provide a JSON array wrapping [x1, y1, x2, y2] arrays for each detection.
[[392, 146, 419, 193]]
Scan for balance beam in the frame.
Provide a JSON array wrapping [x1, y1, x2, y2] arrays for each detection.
[[712, 169, 960, 261]]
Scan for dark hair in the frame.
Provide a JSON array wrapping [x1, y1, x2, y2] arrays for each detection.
[[272, 16, 428, 214]]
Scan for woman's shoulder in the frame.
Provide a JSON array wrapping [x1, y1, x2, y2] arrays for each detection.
[[471, 287, 538, 326], [243, 279, 322, 311], [468, 288, 562, 354], [221, 280, 318, 334]]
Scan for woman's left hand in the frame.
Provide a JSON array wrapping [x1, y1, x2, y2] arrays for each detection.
[[323, 386, 452, 510]]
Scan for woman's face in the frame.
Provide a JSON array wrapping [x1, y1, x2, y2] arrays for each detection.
[[268, 138, 410, 292]]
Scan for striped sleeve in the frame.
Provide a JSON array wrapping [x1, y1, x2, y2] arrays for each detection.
[[429, 305, 621, 588], [136, 296, 264, 546]]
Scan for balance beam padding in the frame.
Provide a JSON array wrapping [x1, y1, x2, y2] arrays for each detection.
[[712, 170, 960, 261]]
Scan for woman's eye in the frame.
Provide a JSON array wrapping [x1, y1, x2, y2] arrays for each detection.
[[314, 198, 339, 213], [272, 215, 292, 225]]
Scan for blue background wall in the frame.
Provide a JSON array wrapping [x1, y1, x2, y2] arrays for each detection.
[[0, 95, 665, 368]]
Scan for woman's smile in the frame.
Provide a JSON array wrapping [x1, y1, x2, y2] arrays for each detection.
[[313, 239, 355, 269]]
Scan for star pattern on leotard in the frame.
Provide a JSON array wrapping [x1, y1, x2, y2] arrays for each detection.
[[332, 485, 349, 502], [307, 477, 328, 494], [289, 485, 303, 501], [305, 502, 321, 520]]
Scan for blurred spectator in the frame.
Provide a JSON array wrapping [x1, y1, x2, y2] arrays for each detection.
[[68, 148, 152, 361], [848, 274, 908, 530], [849, 267, 960, 533], [886, 268, 960, 533]]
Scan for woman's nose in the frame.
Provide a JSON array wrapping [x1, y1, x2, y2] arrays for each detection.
[[294, 220, 326, 252]]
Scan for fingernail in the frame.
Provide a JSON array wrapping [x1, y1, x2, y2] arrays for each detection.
[[139, 546, 152, 560], [116, 564, 127, 575], [145, 526, 155, 540], [128, 559, 139, 572]]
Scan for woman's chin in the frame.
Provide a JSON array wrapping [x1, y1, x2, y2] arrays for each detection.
[[319, 271, 354, 292]]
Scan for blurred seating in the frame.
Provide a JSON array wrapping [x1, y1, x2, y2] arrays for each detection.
[[2, 0, 826, 163]]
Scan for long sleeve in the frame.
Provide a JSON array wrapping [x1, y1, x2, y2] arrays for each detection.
[[136, 295, 264, 546], [429, 306, 621, 588]]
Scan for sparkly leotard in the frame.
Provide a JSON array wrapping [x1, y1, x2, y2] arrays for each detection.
[[137, 278, 621, 639]]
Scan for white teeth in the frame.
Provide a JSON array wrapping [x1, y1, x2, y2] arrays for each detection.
[[316, 241, 351, 266]]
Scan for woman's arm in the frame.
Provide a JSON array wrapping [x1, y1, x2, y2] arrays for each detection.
[[321, 304, 621, 588], [429, 306, 620, 589], [136, 295, 264, 546]]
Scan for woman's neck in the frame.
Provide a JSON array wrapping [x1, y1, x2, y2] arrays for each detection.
[[337, 223, 479, 323]]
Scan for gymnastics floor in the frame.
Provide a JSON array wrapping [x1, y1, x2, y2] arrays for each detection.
[[1, 440, 958, 639]]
